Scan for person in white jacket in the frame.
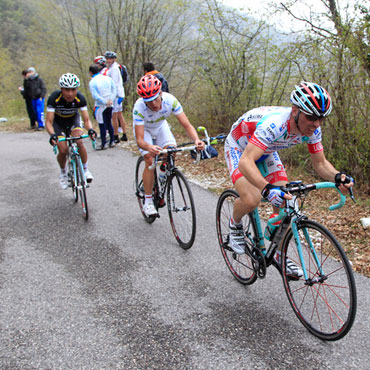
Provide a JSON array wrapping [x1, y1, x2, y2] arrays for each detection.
[[104, 51, 128, 143], [89, 64, 117, 150]]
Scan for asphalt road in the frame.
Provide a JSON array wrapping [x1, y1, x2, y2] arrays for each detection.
[[0, 131, 369, 369]]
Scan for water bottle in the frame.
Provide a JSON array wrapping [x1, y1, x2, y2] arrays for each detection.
[[158, 164, 166, 188], [264, 213, 281, 241]]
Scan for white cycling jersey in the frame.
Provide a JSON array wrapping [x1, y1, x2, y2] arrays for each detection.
[[132, 92, 183, 133], [227, 106, 323, 154], [225, 106, 324, 184]]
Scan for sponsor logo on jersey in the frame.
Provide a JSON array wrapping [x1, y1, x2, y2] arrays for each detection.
[[267, 127, 275, 139]]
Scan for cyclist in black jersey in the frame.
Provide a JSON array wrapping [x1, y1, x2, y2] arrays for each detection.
[[46, 73, 97, 189]]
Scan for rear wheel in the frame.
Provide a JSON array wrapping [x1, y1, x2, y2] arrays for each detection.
[[281, 219, 356, 340], [167, 169, 196, 249], [216, 190, 258, 285], [135, 156, 157, 224]]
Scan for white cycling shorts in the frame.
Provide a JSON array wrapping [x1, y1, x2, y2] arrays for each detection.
[[113, 97, 123, 113], [135, 122, 176, 156]]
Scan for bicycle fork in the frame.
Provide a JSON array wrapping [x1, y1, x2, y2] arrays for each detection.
[[290, 217, 326, 285]]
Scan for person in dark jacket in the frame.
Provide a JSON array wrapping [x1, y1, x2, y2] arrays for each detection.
[[25, 67, 47, 130], [143, 62, 169, 92], [18, 69, 37, 129]]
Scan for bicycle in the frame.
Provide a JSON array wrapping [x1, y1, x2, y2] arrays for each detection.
[[53, 134, 95, 220], [134, 145, 199, 249], [216, 181, 357, 341]]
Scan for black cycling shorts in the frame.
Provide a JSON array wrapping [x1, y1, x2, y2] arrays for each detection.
[[53, 115, 83, 137]]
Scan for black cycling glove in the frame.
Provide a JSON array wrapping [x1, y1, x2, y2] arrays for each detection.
[[334, 172, 354, 187], [49, 134, 58, 146], [88, 128, 97, 139]]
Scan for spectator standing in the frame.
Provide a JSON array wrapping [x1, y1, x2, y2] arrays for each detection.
[[25, 67, 47, 130], [104, 51, 128, 143], [94, 55, 108, 75], [88, 64, 117, 150], [143, 61, 169, 93], [19, 69, 37, 129]]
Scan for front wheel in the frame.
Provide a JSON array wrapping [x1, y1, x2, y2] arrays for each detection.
[[281, 219, 356, 341], [216, 190, 258, 285], [135, 156, 157, 224], [69, 159, 78, 202], [167, 169, 196, 249], [76, 157, 88, 220]]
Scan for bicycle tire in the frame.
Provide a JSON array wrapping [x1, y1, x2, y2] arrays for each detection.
[[281, 219, 356, 341], [76, 157, 88, 220], [134, 156, 157, 224], [167, 169, 196, 249], [69, 158, 78, 202], [216, 189, 258, 285]]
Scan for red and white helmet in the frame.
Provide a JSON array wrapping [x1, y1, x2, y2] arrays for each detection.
[[94, 55, 106, 66], [137, 75, 162, 102]]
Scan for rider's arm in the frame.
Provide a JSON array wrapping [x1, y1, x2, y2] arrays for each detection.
[[175, 112, 205, 150], [45, 111, 55, 135], [310, 151, 353, 194], [238, 143, 270, 192], [134, 125, 161, 156], [80, 109, 93, 131]]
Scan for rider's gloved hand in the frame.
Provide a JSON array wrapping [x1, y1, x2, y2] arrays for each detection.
[[335, 172, 354, 187], [261, 183, 289, 208], [117, 97, 124, 105], [49, 134, 58, 146], [88, 128, 97, 140]]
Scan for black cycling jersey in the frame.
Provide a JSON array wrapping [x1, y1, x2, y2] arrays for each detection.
[[47, 90, 88, 125]]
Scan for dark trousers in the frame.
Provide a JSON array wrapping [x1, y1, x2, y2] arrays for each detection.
[[25, 98, 37, 127], [99, 107, 114, 146]]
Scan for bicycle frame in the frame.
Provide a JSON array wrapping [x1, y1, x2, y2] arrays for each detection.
[[247, 182, 347, 279]]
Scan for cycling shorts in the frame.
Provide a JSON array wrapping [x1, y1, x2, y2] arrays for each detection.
[[53, 115, 83, 138], [224, 137, 288, 185], [113, 97, 123, 113], [135, 122, 176, 156]]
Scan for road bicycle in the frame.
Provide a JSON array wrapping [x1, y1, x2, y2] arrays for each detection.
[[216, 181, 357, 341], [134, 145, 200, 249], [54, 134, 95, 220]]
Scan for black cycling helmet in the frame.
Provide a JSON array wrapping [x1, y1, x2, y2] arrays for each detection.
[[104, 51, 117, 59]]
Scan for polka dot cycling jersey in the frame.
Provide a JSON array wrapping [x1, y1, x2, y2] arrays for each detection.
[[227, 106, 323, 154]]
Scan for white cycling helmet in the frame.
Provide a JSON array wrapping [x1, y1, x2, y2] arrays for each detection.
[[59, 73, 80, 88]]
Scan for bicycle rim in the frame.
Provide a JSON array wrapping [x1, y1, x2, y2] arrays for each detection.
[[216, 190, 257, 285], [281, 220, 357, 340], [167, 169, 196, 249], [69, 159, 78, 202], [135, 156, 156, 224], [77, 159, 88, 220]]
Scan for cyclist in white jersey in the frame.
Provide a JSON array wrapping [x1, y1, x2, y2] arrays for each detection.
[[225, 81, 354, 278], [133, 74, 205, 217]]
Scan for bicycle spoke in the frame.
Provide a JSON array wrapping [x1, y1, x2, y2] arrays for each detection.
[[216, 190, 258, 285], [167, 170, 196, 249], [282, 220, 356, 340]]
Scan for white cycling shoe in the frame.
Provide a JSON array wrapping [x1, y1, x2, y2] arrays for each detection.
[[84, 169, 94, 183], [59, 173, 68, 190], [228, 219, 246, 254], [143, 203, 158, 217], [276, 254, 303, 279]]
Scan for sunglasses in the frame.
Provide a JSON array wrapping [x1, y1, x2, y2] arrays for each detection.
[[303, 113, 325, 122]]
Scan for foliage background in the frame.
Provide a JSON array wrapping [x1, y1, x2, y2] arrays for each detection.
[[0, 0, 369, 191]]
